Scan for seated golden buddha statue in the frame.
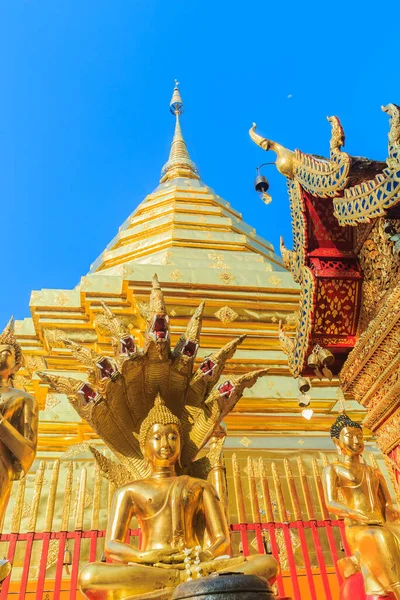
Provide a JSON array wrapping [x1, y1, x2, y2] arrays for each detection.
[[79, 397, 277, 600], [323, 413, 400, 599], [39, 275, 278, 600]]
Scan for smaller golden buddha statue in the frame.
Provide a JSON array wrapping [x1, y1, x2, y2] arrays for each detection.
[[0, 318, 38, 581], [79, 398, 277, 600], [323, 413, 400, 599]]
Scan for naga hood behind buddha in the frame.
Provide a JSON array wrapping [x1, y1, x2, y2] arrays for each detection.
[[38, 274, 269, 485]]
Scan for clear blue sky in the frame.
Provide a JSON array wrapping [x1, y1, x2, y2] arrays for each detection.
[[1, 0, 399, 327]]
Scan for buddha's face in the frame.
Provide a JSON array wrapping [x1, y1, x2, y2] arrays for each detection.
[[0, 344, 16, 379], [337, 426, 364, 456], [143, 423, 181, 468]]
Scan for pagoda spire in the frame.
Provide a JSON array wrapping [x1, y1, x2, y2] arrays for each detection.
[[160, 81, 200, 183]]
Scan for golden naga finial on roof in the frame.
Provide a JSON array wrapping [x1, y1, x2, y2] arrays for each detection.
[[249, 123, 294, 178], [327, 115, 345, 153], [382, 103, 400, 156], [160, 81, 200, 183]]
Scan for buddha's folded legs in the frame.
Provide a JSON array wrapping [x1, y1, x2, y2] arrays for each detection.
[[79, 562, 180, 600], [79, 554, 279, 600], [347, 525, 400, 598], [211, 554, 278, 582]]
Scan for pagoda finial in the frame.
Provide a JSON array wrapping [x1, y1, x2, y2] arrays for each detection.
[[160, 81, 200, 183], [170, 80, 184, 115]]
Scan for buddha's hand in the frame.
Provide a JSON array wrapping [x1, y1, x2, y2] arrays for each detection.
[[347, 509, 382, 525], [136, 549, 186, 566], [198, 549, 214, 562]]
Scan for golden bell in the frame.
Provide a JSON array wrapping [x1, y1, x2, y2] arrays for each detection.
[[298, 377, 311, 394], [318, 347, 335, 367], [63, 546, 72, 565], [63, 546, 72, 575], [307, 351, 319, 370]]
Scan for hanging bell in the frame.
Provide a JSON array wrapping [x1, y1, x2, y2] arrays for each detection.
[[63, 545, 72, 574], [261, 191, 272, 205], [298, 393, 311, 408], [298, 377, 311, 394], [322, 366, 333, 381], [314, 367, 323, 381], [318, 347, 335, 367], [254, 174, 270, 194], [307, 350, 320, 370]]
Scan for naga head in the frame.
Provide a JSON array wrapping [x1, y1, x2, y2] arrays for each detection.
[[145, 275, 170, 355], [249, 123, 294, 179], [330, 413, 364, 457], [0, 317, 23, 381]]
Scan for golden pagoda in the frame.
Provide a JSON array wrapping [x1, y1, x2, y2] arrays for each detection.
[[0, 84, 378, 599], [14, 83, 351, 450]]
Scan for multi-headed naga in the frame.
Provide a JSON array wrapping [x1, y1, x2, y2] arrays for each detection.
[[40, 275, 278, 600]]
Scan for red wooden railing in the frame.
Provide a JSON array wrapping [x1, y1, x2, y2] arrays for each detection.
[[0, 520, 349, 599]]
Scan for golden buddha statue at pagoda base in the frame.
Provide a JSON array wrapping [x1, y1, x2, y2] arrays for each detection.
[[79, 398, 277, 600], [323, 413, 400, 599], [0, 318, 38, 581], [39, 275, 278, 600]]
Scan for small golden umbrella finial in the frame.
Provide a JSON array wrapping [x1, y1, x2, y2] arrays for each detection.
[[170, 80, 184, 115], [160, 81, 200, 183]]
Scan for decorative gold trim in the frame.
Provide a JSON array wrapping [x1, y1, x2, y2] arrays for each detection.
[[334, 104, 400, 225], [294, 116, 351, 198]]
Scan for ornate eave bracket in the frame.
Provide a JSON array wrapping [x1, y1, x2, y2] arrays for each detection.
[[276, 178, 315, 377], [250, 117, 351, 199], [293, 116, 351, 198], [279, 266, 315, 378], [334, 104, 400, 226]]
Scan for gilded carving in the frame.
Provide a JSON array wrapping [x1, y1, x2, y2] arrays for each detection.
[[214, 306, 239, 324], [44, 329, 68, 349], [218, 271, 236, 285], [334, 104, 400, 225], [358, 218, 400, 331], [169, 269, 183, 282], [45, 394, 61, 411], [267, 275, 282, 288], [55, 292, 70, 306]]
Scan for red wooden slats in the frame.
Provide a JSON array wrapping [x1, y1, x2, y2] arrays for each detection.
[[281, 522, 301, 600], [0, 522, 349, 597], [294, 521, 318, 600], [0, 532, 18, 600], [324, 520, 343, 586], [310, 521, 333, 600], [239, 522, 250, 556], [69, 532, 82, 600], [89, 530, 98, 562], [265, 522, 286, 598], [35, 531, 51, 599], [54, 530, 68, 598], [19, 531, 35, 599], [254, 522, 264, 554]]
